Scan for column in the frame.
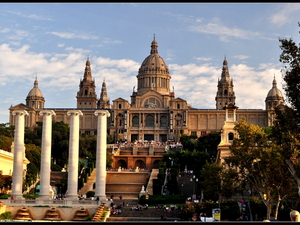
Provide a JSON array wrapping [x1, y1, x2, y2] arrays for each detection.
[[66, 110, 83, 199], [94, 110, 110, 201], [38, 110, 56, 199], [11, 110, 28, 199]]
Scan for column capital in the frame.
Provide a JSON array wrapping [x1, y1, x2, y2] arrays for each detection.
[[94, 110, 110, 117], [12, 110, 29, 117], [67, 110, 83, 117], [39, 110, 56, 116]]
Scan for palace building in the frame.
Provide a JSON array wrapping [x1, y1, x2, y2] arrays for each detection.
[[8, 37, 284, 168]]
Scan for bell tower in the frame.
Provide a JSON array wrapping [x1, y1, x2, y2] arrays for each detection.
[[77, 58, 98, 108], [215, 57, 236, 110]]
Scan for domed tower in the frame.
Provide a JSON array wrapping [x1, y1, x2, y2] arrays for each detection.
[[136, 35, 171, 96], [26, 76, 45, 109], [265, 76, 284, 109], [97, 79, 110, 109], [265, 76, 284, 126], [215, 57, 236, 110], [77, 58, 98, 108]]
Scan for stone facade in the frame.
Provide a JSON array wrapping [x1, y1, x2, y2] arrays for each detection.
[[8, 37, 285, 169]]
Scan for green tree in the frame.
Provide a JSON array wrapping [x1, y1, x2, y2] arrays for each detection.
[[225, 118, 297, 219], [277, 22, 300, 199], [199, 162, 222, 202]]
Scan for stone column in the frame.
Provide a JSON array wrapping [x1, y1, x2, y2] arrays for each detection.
[[38, 110, 56, 199], [94, 110, 110, 201], [11, 110, 28, 199], [66, 110, 83, 200]]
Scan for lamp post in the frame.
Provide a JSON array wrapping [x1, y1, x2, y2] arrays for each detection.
[[190, 175, 198, 202]]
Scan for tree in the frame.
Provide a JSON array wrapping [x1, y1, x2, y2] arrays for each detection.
[[199, 162, 223, 202], [277, 22, 300, 198], [225, 118, 297, 220]]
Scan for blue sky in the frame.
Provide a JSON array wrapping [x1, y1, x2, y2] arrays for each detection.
[[0, 2, 299, 124]]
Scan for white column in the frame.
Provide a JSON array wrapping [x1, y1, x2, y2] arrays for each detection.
[[11, 110, 28, 199], [66, 110, 83, 199], [38, 110, 56, 199], [94, 110, 110, 201]]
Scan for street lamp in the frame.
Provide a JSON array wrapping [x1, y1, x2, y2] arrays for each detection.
[[190, 175, 198, 202]]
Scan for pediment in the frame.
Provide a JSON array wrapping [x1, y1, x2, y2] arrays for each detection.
[[112, 97, 129, 103], [9, 103, 34, 111]]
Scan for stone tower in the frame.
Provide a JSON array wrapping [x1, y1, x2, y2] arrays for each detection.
[[97, 80, 111, 109], [265, 75, 285, 126], [215, 58, 236, 110], [26, 76, 45, 109], [76, 58, 98, 108]]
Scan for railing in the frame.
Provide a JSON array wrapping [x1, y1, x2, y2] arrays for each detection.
[[3, 199, 101, 206]]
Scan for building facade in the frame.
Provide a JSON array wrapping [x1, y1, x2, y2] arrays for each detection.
[[8, 37, 285, 168]]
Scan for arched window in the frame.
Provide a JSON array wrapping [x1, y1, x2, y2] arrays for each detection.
[[146, 115, 154, 127], [160, 116, 167, 128], [228, 132, 234, 141], [132, 116, 139, 127]]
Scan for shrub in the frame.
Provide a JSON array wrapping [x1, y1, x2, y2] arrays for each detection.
[[86, 191, 95, 198], [0, 211, 12, 220]]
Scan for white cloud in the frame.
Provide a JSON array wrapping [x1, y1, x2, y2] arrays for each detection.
[[5, 10, 54, 21], [189, 23, 260, 42], [47, 31, 98, 40], [233, 55, 249, 60], [270, 3, 300, 27]]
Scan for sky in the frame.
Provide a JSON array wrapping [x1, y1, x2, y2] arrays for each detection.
[[0, 2, 300, 124]]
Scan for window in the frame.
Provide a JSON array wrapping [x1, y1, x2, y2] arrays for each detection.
[[160, 116, 167, 128], [144, 97, 160, 108], [146, 115, 154, 127], [132, 116, 139, 127]]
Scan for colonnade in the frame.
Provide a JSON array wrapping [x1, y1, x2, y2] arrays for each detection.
[[10, 109, 110, 202]]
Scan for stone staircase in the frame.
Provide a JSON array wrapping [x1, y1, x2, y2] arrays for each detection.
[[78, 169, 151, 199], [106, 199, 181, 222], [78, 169, 96, 196]]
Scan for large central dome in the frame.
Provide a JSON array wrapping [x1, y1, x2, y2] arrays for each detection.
[[138, 37, 169, 75], [136, 36, 171, 96]]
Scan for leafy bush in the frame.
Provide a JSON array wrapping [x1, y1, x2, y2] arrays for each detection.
[[0, 211, 11, 220], [86, 191, 95, 198], [0, 194, 10, 199], [23, 193, 38, 199]]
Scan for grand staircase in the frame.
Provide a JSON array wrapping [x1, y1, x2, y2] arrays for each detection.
[[78, 169, 96, 196], [78, 169, 151, 199]]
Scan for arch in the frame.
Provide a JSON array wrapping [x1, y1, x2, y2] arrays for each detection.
[[152, 160, 161, 169], [135, 160, 146, 169], [132, 116, 139, 127], [228, 132, 234, 144], [143, 97, 161, 108], [116, 159, 127, 169]]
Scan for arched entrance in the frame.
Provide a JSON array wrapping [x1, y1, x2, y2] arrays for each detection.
[[135, 160, 146, 169], [152, 160, 161, 169], [116, 159, 127, 169]]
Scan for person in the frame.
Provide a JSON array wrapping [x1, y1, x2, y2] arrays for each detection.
[[268, 212, 278, 222], [290, 210, 300, 222], [189, 213, 201, 221]]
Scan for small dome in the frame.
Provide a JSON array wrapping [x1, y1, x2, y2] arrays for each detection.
[[27, 78, 44, 98], [138, 36, 169, 75], [267, 78, 283, 98]]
